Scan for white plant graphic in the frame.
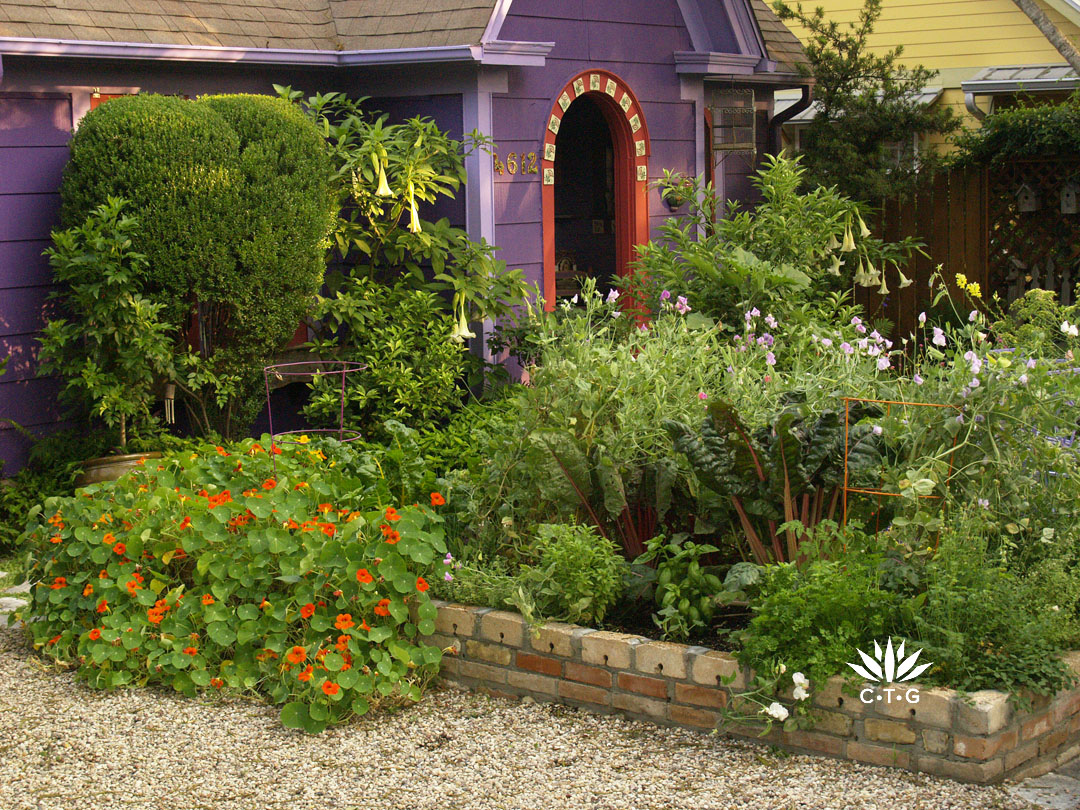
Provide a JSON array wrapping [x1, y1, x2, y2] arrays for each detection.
[[847, 639, 931, 684]]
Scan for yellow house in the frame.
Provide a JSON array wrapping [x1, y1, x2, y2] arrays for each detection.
[[776, 0, 1080, 150]]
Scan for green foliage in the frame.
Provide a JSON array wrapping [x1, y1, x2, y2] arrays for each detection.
[[773, 0, 958, 201], [515, 523, 626, 625], [60, 93, 337, 438], [305, 278, 465, 436], [665, 397, 883, 564], [991, 287, 1079, 355], [954, 93, 1080, 166], [634, 533, 722, 640], [18, 436, 454, 733], [736, 555, 910, 692], [38, 198, 175, 448], [636, 157, 923, 324], [417, 397, 516, 478], [277, 87, 528, 331]]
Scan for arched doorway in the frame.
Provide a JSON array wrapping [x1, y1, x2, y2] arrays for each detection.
[[553, 96, 616, 298], [540, 70, 651, 308]]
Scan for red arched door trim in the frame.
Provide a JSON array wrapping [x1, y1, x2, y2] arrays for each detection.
[[541, 69, 651, 310]]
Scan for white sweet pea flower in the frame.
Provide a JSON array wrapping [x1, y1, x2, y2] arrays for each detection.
[[778, 663, 787, 675], [792, 672, 809, 689], [1063, 321, 1079, 338], [606, 288, 620, 304], [763, 702, 789, 721], [793, 686, 810, 701]]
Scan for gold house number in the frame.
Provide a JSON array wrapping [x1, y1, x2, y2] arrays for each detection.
[[493, 151, 539, 176]]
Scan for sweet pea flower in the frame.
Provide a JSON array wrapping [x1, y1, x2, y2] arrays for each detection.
[[872, 425, 883, 435], [660, 289, 671, 302], [698, 391, 708, 401], [765, 314, 778, 330], [793, 685, 810, 701], [977, 498, 990, 508], [855, 323, 867, 334], [444, 571, 454, 582], [956, 413, 965, 424], [913, 373, 924, 385], [675, 295, 691, 315], [841, 342, 854, 355], [970, 377, 980, 388], [792, 672, 810, 689], [766, 352, 776, 366], [606, 288, 620, 304], [919, 311, 927, 324], [1019, 374, 1029, 385], [932, 327, 946, 347], [969, 310, 979, 322], [443, 552, 454, 565], [727, 365, 735, 374], [869, 330, 882, 342], [763, 702, 789, 722], [1062, 321, 1079, 337], [851, 316, 862, 327], [866, 344, 881, 357], [1026, 358, 1037, 369], [877, 356, 891, 371], [821, 338, 833, 348]]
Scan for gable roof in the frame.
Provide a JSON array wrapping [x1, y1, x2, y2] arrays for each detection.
[[749, 0, 810, 75], [0, 0, 499, 52]]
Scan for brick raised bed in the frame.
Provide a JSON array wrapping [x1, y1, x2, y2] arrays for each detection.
[[425, 601, 1080, 784]]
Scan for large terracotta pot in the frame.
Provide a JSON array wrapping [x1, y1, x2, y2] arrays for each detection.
[[75, 452, 162, 488]]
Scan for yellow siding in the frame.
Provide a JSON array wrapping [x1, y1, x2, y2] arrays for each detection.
[[783, 0, 1080, 74]]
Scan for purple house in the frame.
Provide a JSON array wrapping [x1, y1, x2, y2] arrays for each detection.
[[0, 0, 809, 472]]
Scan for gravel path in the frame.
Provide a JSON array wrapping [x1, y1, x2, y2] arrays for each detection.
[[0, 620, 1036, 810]]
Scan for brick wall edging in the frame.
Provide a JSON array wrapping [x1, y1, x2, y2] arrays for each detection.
[[424, 601, 1080, 784]]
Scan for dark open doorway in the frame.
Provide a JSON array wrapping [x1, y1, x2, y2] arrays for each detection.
[[553, 95, 616, 299]]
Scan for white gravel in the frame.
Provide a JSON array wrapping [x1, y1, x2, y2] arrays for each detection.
[[0, 620, 1037, 810]]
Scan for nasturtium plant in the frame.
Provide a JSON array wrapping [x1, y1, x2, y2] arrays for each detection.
[[18, 437, 453, 734]]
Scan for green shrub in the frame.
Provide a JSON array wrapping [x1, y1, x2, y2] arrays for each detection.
[[306, 277, 465, 437], [953, 92, 1080, 166], [634, 533, 722, 641], [60, 93, 337, 438], [516, 523, 626, 625], [18, 437, 454, 733]]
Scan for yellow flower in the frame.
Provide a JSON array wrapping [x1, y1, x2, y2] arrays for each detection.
[[967, 282, 982, 299], [296, 434, 310, 445], [955, 272, 968, 288]]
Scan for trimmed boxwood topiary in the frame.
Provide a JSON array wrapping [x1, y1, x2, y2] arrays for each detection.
[[60, 93, 337, 439]]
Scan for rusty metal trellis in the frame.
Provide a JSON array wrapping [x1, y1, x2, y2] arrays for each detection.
[[841, 397, 963, 542]]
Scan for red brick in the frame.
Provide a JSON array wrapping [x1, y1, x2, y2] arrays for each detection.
[[848, 741, 911, 770], [565, 661, 612, 688], [669, 705, 719, 729], [1022, 711, 1054, 740], [954, 729, 1017, 760], [617, 672, 668, 699], [784, 730, 844, 757], [559, 680, 610, 706], [674, 682, 728, 710], [1039, 727, 1069, 757], [515, 651, 562, 677]]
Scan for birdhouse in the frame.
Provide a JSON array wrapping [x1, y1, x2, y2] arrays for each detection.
[[1061, 181, 1080, 215], [1016, 183, 1041, 213]]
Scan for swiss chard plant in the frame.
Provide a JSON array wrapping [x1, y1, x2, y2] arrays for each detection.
[[664, 396, 884, 564]]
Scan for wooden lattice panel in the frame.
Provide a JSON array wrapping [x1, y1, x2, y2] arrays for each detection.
[[987, 160, 1080, 305]]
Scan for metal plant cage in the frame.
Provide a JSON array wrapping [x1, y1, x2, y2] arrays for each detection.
[[262, 360, 367, 473]]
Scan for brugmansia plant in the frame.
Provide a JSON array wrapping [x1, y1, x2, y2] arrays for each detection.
[[664, 396, 884, 564], [18, 437, 453, 734]]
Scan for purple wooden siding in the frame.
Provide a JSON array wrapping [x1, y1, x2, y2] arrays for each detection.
[[493, 0, 700, 291], [0, 93, 72, 474]]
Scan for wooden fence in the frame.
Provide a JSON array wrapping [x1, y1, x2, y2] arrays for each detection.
[[856, 160, 1080, 339]]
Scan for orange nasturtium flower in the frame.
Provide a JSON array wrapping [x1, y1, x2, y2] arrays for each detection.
[[356, 568, 373, 585], [215, 446, 230, 457], [300, 603, 316, 619], [430, 492, 446, 507], [88, 628, 102, 641], [113, 543, 127, 556], [286, 646, 307, 665], [210, 678, 224, 689], [416, 577, 430, 593], [183, 646, 198, 656], [147, 608, 164, 625], [201, 594, 215, 606], [335, 635, 350, 652], [99, 570, 108, 579], [48, 534, 62, 544], [46, 635, 61, 646], [361, 619, 371, 632], [334, 613, 355, 631], [50, 576, 67, 590], [321, 681, 340, 696], [262, 478, 276, 490], [318, 503, 333, 513], [298, 665, 313, 682], [374, 599, 391, 617], [97, 599, 109, 613], [178, 516, 192, 530], [83, 583, 94, 597], [384, 507, 401, 522], [102, 532, 116, 545]]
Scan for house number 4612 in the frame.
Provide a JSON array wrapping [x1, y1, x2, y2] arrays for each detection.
[[494, 151, 538, 176]]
